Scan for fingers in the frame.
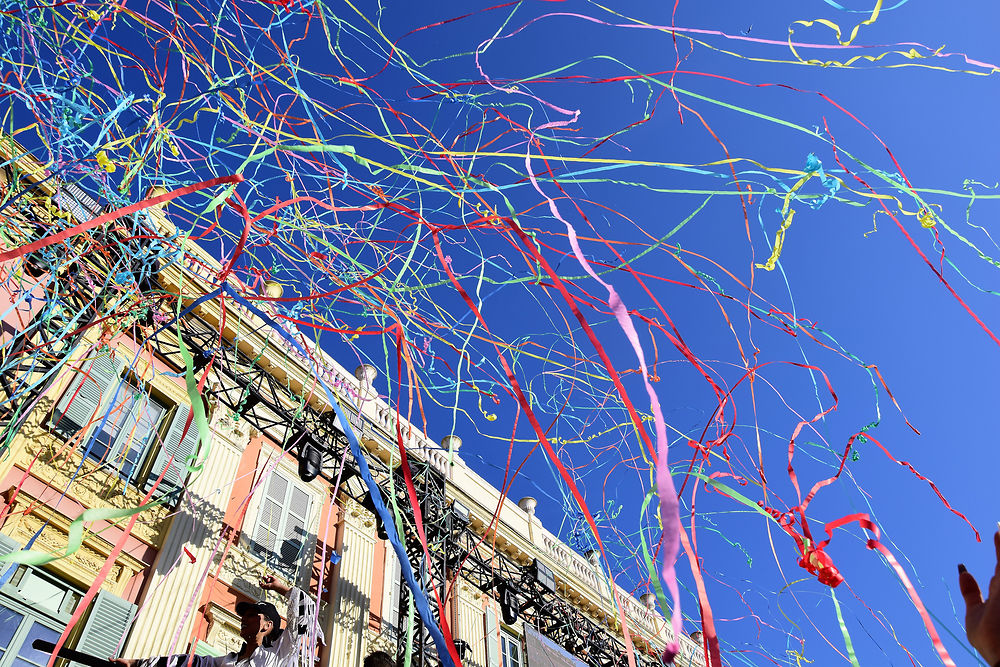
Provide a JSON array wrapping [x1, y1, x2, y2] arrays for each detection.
[[991, 531, 1000, 598], [959, 564, 984, 610]]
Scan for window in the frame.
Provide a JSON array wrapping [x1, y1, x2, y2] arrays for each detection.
[[0, 563, 80, 667], [0, 606, 61, 667], [87, 382, 167, 484], [500, 630, 521, 667], [51, 352, 200, 499], [7, 567, 81, 617], [248, 469, 312, 582], [0, 534, 137, 667], [381, 546, 402, 640]]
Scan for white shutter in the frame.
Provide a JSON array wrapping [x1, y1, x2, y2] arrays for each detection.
[[145, 403, 200, 496], [278, 486, 310, 577], [484, 606, 499, 667], [384, 547, 401, 636], [0, 533, 21, 583], [73, 590, 137, 664], [55, 182, 100, 224], [249, 471, 312, 580], [52, 354, 122, 434], [253, 472, 287, 562]]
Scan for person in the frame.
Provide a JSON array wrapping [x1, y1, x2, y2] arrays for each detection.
[[959, 530, 1000, 667], [362, 651, 396, 667], [110, 576, 323, 667]]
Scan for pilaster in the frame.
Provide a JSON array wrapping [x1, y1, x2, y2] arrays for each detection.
[[323, 497, 375, 667], [125, 406, 251, 657], [457, 582, 487, 667]]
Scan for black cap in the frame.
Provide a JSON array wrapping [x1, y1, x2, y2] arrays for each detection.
[[236, 600, 282, 643]]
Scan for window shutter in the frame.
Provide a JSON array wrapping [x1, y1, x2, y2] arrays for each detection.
[[278, 486, 310, 578], [0, 532, 20, 557], [484, 606, 499, 667], [0, 533, 22, 583], [73, 590, 137, 664], [53, 354, 122, 434], [252, 472, 289, 563], [194, 640, 224, 657], [145, 403, 200, 496], [384, 548, 401, 637]]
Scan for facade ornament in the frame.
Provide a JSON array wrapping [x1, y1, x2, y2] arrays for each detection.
[[518, 496, 538, 543]]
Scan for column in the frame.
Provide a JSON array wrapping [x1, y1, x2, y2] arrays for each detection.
[[125, 406, 252, 657], [458, 584, 487, 667], [323, 498, 376, 667]]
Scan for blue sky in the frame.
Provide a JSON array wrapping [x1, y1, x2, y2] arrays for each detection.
[[5, 0, 1000, 664], [339, 3, 1000, 665]]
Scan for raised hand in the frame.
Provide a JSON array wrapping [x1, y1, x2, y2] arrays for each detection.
[[260, 574, 291, 596], [959, 531, 1000, 666]]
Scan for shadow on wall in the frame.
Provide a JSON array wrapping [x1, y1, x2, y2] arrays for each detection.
[[152, 491, 225, 576]]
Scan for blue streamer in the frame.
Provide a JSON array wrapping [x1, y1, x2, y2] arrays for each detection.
[[223, 287, 457, 667]]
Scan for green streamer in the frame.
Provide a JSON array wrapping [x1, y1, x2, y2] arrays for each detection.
[[831, 588, 862, 667]]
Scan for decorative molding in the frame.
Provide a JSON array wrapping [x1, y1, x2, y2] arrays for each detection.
[[0, 492, 144, 596], [342, 497, 375, 529], [363, 625, 395, 656], [11, 421, 170, 546], [205, 602, 243, 655], [211, 541, 296, 610], [208, 398, 256, 450]]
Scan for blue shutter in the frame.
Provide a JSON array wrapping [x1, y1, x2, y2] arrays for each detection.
[[73, 590, 137, 664], [145, 403, 200, 497], [52, 353, 122, 435]]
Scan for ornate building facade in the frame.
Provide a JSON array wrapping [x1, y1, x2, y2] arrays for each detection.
[[0, 138, 705, 667]]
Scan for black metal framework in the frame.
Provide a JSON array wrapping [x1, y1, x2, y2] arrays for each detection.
[[169, 306, 664, 667], [0, 170, 159, 448], [0, 166, 665, 667]]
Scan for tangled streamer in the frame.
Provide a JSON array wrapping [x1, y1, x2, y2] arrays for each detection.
[[0, 1, 997, 666]]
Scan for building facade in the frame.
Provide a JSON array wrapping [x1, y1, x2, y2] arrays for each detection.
[[0, 139, 705, 667]]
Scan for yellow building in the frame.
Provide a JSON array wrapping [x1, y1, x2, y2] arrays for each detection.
[[0, 138, 705, 667]]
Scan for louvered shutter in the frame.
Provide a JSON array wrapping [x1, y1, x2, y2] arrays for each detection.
[[53, 354, 122, 435], [145, 403, 200, 496], [0, 532, 20, 557], [55, 183, 100, 224], [252, 472, 288, 564], [73, 590, 137, 664], [384, 548, 401, 637], [484, 606, 499, 667], [0, 533, 22, 584], [278, 486, 310, 579]]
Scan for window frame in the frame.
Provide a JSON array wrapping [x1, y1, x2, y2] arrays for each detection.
[[0, 566, 83, 667], [86, 380, 169, 486], [50, 354, 190, 498], [244, 465, 315, 583], [499, 629, 522, 667]]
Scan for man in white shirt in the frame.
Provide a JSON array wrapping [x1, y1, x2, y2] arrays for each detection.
[[111, 576, 323, 667]]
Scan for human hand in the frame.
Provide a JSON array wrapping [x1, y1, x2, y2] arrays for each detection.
[[959, 531, 1000, 666], [259, 574, 291, 596]]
